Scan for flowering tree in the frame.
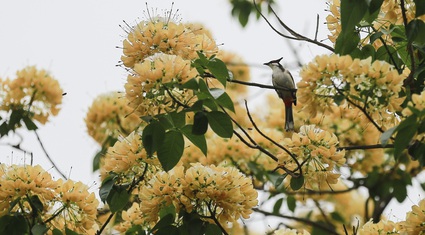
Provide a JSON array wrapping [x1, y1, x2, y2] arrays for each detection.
[[1, 0, 425, 235]]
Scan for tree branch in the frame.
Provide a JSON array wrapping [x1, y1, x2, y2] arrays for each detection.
[[253, 0, 334, 52]]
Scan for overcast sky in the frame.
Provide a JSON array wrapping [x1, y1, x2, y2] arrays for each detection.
[[0, 0, 419, 224]]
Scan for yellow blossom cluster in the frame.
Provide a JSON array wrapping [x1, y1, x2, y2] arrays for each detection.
[[298, 54, 405, 128], [402, 90, 425, 117], [358, 219, 399, 235], [118, 163, 258, 231], [326, 0, 425, 47], [52, 179, 99, 234], [101, 131, 162, 182], [0, 66, 63, 124], [0, 164, 99, 234], [125, 53, 198, 117], [274, 228, 311, 235], [121, 19, 217, 69], [277, 125, 346, 190], [85, 91, 141, 145], [398, 198, 425, 234]]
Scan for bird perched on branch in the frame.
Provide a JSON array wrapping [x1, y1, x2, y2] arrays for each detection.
[[264, 57, 297, 131]]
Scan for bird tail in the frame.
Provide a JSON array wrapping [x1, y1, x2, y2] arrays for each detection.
[[285, 105, 294, 132]]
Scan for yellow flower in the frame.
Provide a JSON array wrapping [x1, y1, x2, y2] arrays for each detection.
[[298, 54, 405, 129], [277, 125, 346, 191], [138, 166, 185, 227], [0, 164, 58, 216], [181, 163, 258, 225], [274, 228, 311, 235], [85, 91, 141, 145], [121, 19, 217, 69], [52, 179, 99, 234], [398, 198, 425, 235], [358, 219, 399, 235], [125, 53, 198, 117], [115, 202, 144, 232], [101, 131, 161, 181], [1, 66, 63, 124]]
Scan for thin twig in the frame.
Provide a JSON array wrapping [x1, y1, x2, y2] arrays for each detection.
[[253, 208, 339, 235], [243, 100, 302, 176], [253, 0, 334, 52], [34, 130, 67, 179], [399, 0, 416, 89], [227, 78, 297, 92], [338, 144, 394, 151]]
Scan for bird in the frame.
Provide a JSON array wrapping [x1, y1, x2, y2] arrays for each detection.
[[263, 57, 297, 132]]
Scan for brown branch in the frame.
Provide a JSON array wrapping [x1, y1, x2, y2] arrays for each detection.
[[253, 0, 334, 52], [227, 78, 297, 92], [400, 0, 416, 89], [34, 130, 67, 179], [337, 144, 395, 151], [243, 100, 302, 177], [253, 208, 339, 235]]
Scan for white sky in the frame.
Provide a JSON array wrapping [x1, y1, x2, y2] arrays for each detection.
[[0, 0, 420, 228]]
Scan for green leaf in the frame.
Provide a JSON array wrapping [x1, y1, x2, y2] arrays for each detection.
[[192, 111, 209, 135], [181, 125, 208, 156], [290, 175, 304, 191], [215, 91, 235, 112], [335, 31, 360, 55], [237, 1, 252, 27], [169, 111, 186, 128], [152, 214, 174, 232], [393, 180, 408, 202], [205, 224, 222, 235], [157, 130, 184, 171], [65, 228, 81, 235], [414, 0, 425, 17], [206, 58, 230, 87], [28, 195, 44, 213], [287, 195, 296, 212], [107, 186, 130, 213], [32, 224, 49, 235], [340, 0, 368, 35], [369, 0, 384, 14], [0, 122, 9, 136], [99, 175, 116, 203], [125, 225, 146, 235], [394, 114, 418, 158], [406, 19, 425, 46], [22, 116, 38, 131], [0, 215, 29, 235], [408, 141, 425, 167], [360, 44, 376, 59], [330, 211, 346, 223], [380, 126, 397, 146], [52, 228, 63, 235], [142, 121, 165, 157], [275, 174, 287, 187], [206, 111, 233, 138], [159, 204, 176, 219], [181, 78, 199, 90], [272, 198, 283, 214]]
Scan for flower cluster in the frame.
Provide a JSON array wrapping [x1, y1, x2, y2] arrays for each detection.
[[358, 219, 399, 235], [85, 91, 141, 145], [101, 131, 162, 181], [274, 228, 311, 235], [277, 125, 346, 190], [398, 199, 425, 234], [326, 0, 425, 48], [0, 66, 63, 124], [121, 19, 217, 69], [0, 164, 99, 234], [125, 53, 198, 117], [118, 163, 258, 231], [298, 54, 405, 128]]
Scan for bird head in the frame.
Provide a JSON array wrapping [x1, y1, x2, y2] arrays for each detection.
[[263, 57, 283, 68]]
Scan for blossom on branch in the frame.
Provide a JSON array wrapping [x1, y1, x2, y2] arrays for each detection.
[[278, 125, 346, 190], [0, 66, 63, 124]]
